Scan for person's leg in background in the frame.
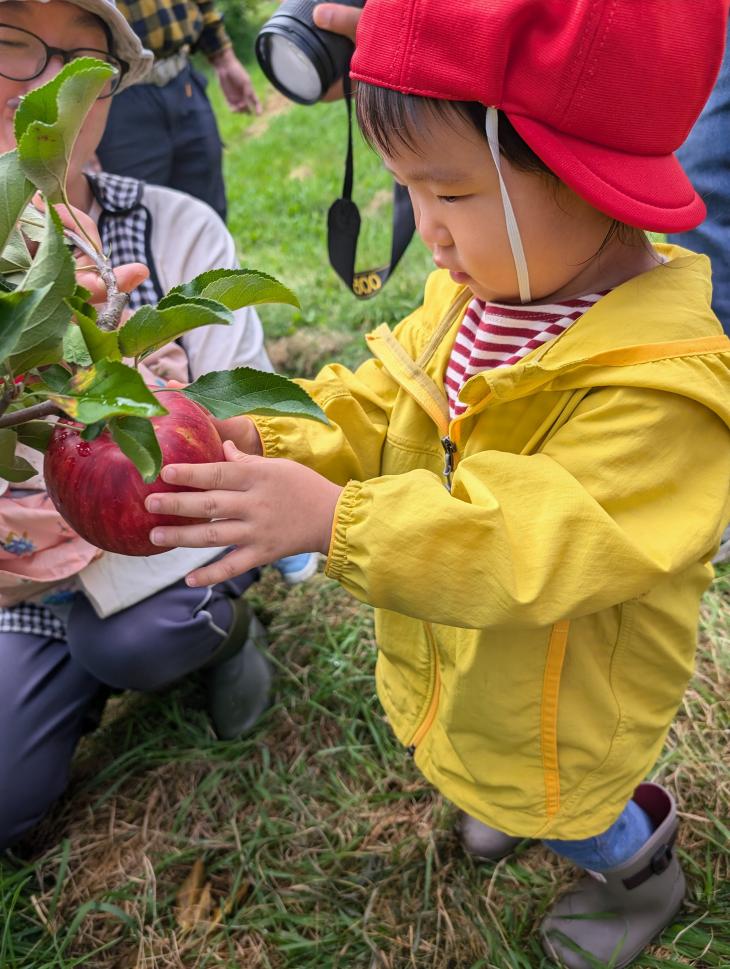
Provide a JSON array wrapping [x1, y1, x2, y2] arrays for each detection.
[[99, 65, 226, 222], [669, 25, 730, 564], [167, 66, 227, 221], [96, 81, 174, 188], [669, 24, 730, 336], [66, 568, 271, 739], [0, 631, 105, 850]]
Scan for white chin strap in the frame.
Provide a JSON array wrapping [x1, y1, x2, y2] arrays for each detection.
[[486, 106, 532, 303]]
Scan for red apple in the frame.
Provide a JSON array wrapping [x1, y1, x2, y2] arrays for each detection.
[[44, 390, 224, 556]]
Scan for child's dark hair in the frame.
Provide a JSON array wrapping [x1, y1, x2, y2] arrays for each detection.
[[356, 83, 647, 253]]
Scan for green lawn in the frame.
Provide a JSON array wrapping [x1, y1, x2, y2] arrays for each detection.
[[1, 11, 729, 968]]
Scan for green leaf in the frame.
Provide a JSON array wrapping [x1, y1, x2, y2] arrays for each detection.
[[49, 359, 167, 424], [36, 363, 71, 393], [15, 58, 116, 202], [16, 419, 53, 453], [16, 203, 46, 242], [0, 427, 37, 482], [62, 324, 92, 367], [0, 151, 35, 254], [182, 368, 328, 423], [118, 298, 234, 359], [66, 290, 119, 362], [0, 286, 51, 360], [109, 415, 162, 483], [166, 269, 300, 311], [0, 226, 33, 274], [80, 420, 105, 441], [9, 206, 75, 372]]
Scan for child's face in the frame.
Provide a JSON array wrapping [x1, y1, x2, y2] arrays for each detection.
[[381, 109, 615, 303], [0, 0, 112, 162]]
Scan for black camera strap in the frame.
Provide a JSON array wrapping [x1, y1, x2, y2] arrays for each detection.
[[327, 74, 416, 299]]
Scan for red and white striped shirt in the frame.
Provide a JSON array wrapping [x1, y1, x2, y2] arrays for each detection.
[[445, 293, 607, 418]]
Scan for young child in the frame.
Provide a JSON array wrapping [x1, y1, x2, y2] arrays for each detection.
[[146, 1, 730, 965]]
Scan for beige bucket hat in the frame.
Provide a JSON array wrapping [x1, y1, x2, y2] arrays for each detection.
[[0, 0, 153, 89]]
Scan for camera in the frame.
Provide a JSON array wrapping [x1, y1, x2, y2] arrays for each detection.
[[255, 0, 365, 105]]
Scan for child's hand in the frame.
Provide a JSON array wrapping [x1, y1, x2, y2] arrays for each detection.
[[165, 384, 263, 455], [213, 416, 263, 455], [145, 440, 343, 586]]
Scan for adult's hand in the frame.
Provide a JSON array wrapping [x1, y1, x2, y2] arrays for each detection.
[[313, 3, 363, 101], [34, 195, 148, 303], [211, 48, 262, 114], [313, 2, 360, 41]]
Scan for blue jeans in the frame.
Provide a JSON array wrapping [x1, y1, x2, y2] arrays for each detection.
[[669, 23, 730, 334], [97, 65, 227, 221], [544, 799, 654, 872]]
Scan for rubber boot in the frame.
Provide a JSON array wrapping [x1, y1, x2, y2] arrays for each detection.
[[541, 783, 685, 969], [204, 596, 273, 740], [458, 811, 526, 861]]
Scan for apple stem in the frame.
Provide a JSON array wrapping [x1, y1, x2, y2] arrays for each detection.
[[0, 399, 64, 428], [63, 228, 129, 332]]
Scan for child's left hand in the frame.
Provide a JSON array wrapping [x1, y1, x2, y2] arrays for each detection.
[[145, 441, 343, 587]]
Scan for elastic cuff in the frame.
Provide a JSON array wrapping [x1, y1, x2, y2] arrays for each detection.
[[324, 480, 361, 580], [254, 420, 281, 458]]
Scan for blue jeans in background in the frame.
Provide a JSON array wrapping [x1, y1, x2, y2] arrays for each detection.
[[669, 23, 730, 335], [97, 64, 227, 222]]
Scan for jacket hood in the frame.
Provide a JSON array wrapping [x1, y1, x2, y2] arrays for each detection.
[[454, 244, 730, 431]]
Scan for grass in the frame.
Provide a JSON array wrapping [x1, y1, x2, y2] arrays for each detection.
[[2, 6, 729, 966], [2, 569, 728, 968]]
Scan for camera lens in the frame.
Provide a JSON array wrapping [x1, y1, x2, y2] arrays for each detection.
[[255, 0, 364, 105], [265, 33, 323, 103]]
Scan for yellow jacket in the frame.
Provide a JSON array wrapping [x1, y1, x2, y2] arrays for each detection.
[[255, 246, 730, 839]]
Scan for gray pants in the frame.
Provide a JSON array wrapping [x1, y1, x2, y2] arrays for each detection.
[[0, 570, 257, 849]]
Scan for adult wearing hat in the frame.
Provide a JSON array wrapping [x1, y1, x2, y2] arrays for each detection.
[[0, 0, 274, 852]]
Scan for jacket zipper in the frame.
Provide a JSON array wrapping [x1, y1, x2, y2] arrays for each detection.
[[405, 440, 454, 757], [406, 624, 442, 756], [405, 433, 460, 754], [366, 322, 469, 757], [440, 435, 457, 491]]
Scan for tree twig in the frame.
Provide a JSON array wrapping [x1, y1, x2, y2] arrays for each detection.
[[0, 400, 64, 428], [0, 378, 18, 419], [64, 228, 129, 332]]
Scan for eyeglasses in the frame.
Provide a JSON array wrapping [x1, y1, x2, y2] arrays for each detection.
[[0, 23, 127, 98]]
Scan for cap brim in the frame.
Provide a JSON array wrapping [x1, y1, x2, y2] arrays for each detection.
[[508, 114, 706, 233]]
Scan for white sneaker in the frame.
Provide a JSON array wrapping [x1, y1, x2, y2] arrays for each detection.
[[274, 552, 321, 585]]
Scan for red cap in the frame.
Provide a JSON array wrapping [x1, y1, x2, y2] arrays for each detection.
[[350, 0, 730, 232]]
